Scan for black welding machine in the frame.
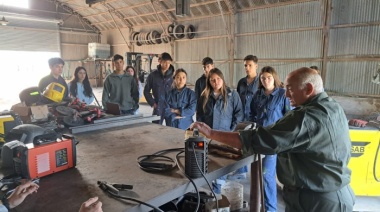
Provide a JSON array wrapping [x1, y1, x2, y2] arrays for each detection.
[[185, 129, 208, 178], [1, 124, 76, 179]]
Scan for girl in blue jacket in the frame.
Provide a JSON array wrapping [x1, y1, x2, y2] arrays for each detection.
[[196, 68, 244, 194], [251, 66, 292, 212], [196, 68, 243, 131], [163, 69, 197, 130]]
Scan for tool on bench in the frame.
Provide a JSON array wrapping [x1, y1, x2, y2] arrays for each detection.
[[97, 181, 133, 194]]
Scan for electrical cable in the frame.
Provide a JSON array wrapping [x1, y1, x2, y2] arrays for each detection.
[[175, 150, 200, 212], [137, 148, 184, 172], [374, 140, 380, 182], [191, 144, 219, 212], [99, 183, 164, 212]]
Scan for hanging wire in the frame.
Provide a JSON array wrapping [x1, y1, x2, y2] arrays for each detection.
[[104, 3, 131, 49], [150, 0, 170, 37], [216, 0, 233, 42]]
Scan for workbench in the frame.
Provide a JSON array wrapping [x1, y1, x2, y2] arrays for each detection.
[[3, 123, 256, 212]]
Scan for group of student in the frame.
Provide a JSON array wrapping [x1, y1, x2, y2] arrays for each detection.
[[141, 53, 292, 212], [36, 53, 306, 212], [38, 57, 95, 105]]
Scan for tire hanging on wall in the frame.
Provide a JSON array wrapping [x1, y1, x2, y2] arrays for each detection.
[[167, 24, 175, 38], [161, 33, 168, 43], [150, 30, 161, 44], [173, 24, 185, 39], [131, 31, 139, 42], [185, 24, 196, 39]]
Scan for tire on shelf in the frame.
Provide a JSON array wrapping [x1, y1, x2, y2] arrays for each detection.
[[185, 24, 196, 39], [173, 24, 185, 39]]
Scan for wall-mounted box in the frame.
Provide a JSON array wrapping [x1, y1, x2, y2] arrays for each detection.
[[88, 43, 111, 59]]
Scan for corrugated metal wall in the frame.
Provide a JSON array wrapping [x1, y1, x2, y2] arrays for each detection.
[[327, 0, 380, 96], [85, 0, 380, 97]]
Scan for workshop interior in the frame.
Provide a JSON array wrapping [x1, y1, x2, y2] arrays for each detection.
[[0, 0, 380, 211]]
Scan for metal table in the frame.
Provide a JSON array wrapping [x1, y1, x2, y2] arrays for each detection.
[[4, 123, 255, 212]]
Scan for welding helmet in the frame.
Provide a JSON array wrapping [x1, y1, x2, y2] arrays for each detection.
[[19, 87, 41, 106], [43, 82, 65, 103]]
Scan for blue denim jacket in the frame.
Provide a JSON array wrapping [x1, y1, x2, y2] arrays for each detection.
[[196, 88, 244, 131], [250, 87, 291, 127], [237, 76, 260, 121], [163, 87, 197, 130]]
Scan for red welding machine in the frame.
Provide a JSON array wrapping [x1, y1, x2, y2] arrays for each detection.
[[13, 134, 77, 179]]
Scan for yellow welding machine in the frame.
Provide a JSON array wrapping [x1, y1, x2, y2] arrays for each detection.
[[348, 129, 380, 196]]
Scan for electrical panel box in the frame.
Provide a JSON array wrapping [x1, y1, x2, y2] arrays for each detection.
[[88, 43, 111, 59]]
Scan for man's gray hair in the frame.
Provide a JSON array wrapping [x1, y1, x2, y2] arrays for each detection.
[[298, 69, 324, 94]]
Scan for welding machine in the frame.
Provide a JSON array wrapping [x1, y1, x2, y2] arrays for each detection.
[[0, 111, 22, 144], [185, 129, 208, 178], [13, 134, 77, 179]]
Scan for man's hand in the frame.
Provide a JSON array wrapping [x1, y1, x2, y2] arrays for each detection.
[[8, 180, 39, 209], [348, 119, 368, 127], [190, 122, 212, 138], [153, 103, 158, 109], [79, 197, 103, 212]]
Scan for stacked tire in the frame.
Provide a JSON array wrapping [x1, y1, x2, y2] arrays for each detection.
[[131, 24, 195, 46]]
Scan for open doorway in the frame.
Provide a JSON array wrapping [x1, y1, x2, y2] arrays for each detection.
[[0, 50, 60, 110]]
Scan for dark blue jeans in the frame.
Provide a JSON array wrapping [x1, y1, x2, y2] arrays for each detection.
[[263, 154, 277, 211]]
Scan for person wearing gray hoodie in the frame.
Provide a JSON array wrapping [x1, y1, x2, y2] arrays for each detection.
[[102, 54, 139, 115]]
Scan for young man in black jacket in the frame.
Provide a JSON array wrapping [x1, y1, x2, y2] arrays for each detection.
[[143, 52, 174, 124]]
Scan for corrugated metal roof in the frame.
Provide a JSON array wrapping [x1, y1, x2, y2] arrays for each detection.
[[54, 0, 313, 30]]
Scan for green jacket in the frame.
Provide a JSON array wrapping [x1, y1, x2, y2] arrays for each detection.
[[102, 73, 139, 111], [239, 92, 351, 192]]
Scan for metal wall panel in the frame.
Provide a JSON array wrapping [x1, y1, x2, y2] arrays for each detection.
[[236, 30, 323, 59], [331, 0, 380, 25], [325, 61, 380, 95], [60, 33, 99, 60], [232, 61, 321, 87], [175, 37, 229, 61], [236, 1, 322, 33], [178, 58, 231, 86], [0, 14, 59, 52], [61, 45, 88, 60], [328, 26, 380, 57]]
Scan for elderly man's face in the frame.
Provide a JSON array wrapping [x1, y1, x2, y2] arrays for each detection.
[[285, 75, 308, 107]]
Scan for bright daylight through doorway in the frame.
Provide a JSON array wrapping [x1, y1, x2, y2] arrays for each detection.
[[0, 51, 60, 111]]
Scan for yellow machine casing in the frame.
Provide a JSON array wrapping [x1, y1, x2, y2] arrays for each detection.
[[348, 129, 380, 196], [0, 115, 15, 142], [43, 82, 65, 102]]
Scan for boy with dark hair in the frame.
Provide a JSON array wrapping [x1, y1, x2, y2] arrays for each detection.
[[38, 57, 69, 99], [230, 55, 260, 180], [102, 54, 139, 115], [237, 55, 260, 121], [144, 52, 174, 124], [194, 57, 214, 100]]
